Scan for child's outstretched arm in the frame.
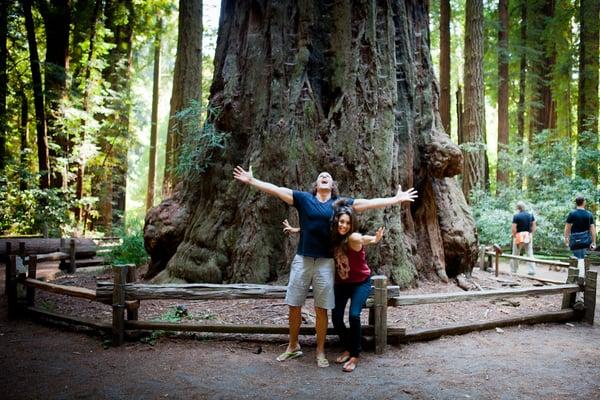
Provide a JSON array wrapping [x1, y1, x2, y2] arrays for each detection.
[[282, 219, 300, 234]]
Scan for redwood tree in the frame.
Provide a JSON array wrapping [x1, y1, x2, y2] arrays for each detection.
[[147, 1, 478, 286], [496, 0, 509, 190], [162, 0, 203, 197], [577, 0, 599, 185], [439, 0, 451, 135], [462, 0, 486, 199]]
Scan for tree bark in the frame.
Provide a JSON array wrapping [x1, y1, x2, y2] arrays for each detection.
[[439, 0, 451, 136], [462, 0, 486, 200], [0, 0, 7, 172], [75, 0, 102, 222], [528, 0, 556, 144], [94, 0, 134, 231], [23, 0, 50, 189], [516, 0, 526, 189], [496, 0, 509, 191], [19, 89, 29, 191], [37, 0, 71, 189], [146, 18, 162, 212], [162, 0, 203, 197], [577, 0, 599, 185], [149, 0, 477, 286]]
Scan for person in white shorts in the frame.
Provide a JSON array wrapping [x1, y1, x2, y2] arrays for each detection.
[[233, 166, 417, 367]]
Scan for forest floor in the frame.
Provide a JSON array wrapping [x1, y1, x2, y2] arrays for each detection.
[[1, 260, 599, 400]]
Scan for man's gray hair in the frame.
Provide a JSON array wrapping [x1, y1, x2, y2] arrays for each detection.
[[516, 201, 526, 211]]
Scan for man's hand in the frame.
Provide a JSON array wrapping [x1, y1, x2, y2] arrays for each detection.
[[394, 185, 418, 204], [233, 165, 253, 184], [282, 219, 300, 234]]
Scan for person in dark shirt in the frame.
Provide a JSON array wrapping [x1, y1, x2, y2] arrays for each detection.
[[510, 201, 537, 275], [233, 166, 417, 368], [564, 196, 597, 263]]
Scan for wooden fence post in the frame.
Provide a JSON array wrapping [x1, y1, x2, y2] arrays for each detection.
[[562, 266, 578, 309], [68, 239, 76, 274], [584, 270, 597, 325], [7, 255, 17, 318], [19, 241, 25, 258], [27, 255, 37, 307], [372, 275, 388, 355], [4, 241, 12, 295], [112, 264, 128, 346], [125, 264, 139, 321]]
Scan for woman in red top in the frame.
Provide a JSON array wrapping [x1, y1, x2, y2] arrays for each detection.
[[330, 199, 384, 372]]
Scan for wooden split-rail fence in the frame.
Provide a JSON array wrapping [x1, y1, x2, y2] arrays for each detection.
[[5, 256, 597, 355], [1, 237, 119, 273]]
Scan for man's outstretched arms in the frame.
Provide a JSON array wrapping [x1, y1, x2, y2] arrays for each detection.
[[353, 185, 418, 212], [233, 166, 294, 205]]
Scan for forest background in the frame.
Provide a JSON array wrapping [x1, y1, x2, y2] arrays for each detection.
[[0, 0, 598, 268]]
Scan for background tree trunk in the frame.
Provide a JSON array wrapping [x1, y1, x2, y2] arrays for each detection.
[[146, 18, 162, 212], [19, 89, 29, 191], [23, 0, 50, 189], [439, 0, 451, 135], [577, 0, 599, 185], [462, 0, 486, 200], [93, 0, 134, 231], [37, 0, 71, 189], [150, 0, 477, 286], [0, 0, 7, 172], [162, 0, 203, 198], [516, 0, 526, 190], [496, 0, 509, 191]]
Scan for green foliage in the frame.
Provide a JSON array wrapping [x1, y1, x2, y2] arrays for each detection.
[[106, 218, 148, 266], [172, 102, 229, 183], [0, 177, 74, 236]]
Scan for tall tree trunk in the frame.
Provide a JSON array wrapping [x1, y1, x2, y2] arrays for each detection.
[[94, 0, 134, 231], [496, 0, 509, 192], [0, 0, 7, 172], [516, 0, 526, 189], [439, 0, 451, 135], [162, 0, 203, 197], [146, 18, 163, 211], [577, 0, 599, 185], [456, 85, 464, 145], [528, 0, 556, 143], [462, 0, 486, 200], [148, 1, 477, 286], [75, 0, 102, 223], [19, 89, 29, 191], [23, 0, 50, 189], [37, 0, 71, 189]]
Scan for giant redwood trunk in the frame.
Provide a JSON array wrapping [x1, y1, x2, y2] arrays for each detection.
[[149, 0, 478, 286]]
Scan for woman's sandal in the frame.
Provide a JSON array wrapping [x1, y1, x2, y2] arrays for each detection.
[[316, 355, 330, 368], [276, 349, 303, 362], [335, 353, 350, 364], [342, 358, 357, 372]]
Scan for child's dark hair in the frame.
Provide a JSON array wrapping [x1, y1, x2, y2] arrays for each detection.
[[331, 198, 358, 252]]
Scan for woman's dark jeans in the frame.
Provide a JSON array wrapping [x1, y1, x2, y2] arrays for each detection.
[[332, 277, 372, 358]]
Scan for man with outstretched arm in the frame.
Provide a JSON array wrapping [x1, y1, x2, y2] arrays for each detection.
[[233, 165, 417, 368]]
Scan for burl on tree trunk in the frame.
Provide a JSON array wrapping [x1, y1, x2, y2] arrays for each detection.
[[145, 0, 478, 286]]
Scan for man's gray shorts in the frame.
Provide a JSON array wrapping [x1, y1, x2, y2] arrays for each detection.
[[285, 255, 335, 310]]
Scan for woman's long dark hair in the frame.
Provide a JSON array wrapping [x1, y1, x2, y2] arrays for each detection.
[[331, 198, 358, 252]]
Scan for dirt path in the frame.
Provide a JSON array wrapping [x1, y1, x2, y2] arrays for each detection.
[[1, 265, 599, 400]]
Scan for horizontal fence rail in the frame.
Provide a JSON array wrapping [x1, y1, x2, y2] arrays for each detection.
[[95, 282, 401, 304], [389, 284, 580, 307], [485, 251, 570, 267]]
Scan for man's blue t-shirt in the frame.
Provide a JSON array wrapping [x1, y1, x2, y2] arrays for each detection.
[[292, 191, 354, 258], [566, 209, 595, 233], [512, 211, 535, 233]]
